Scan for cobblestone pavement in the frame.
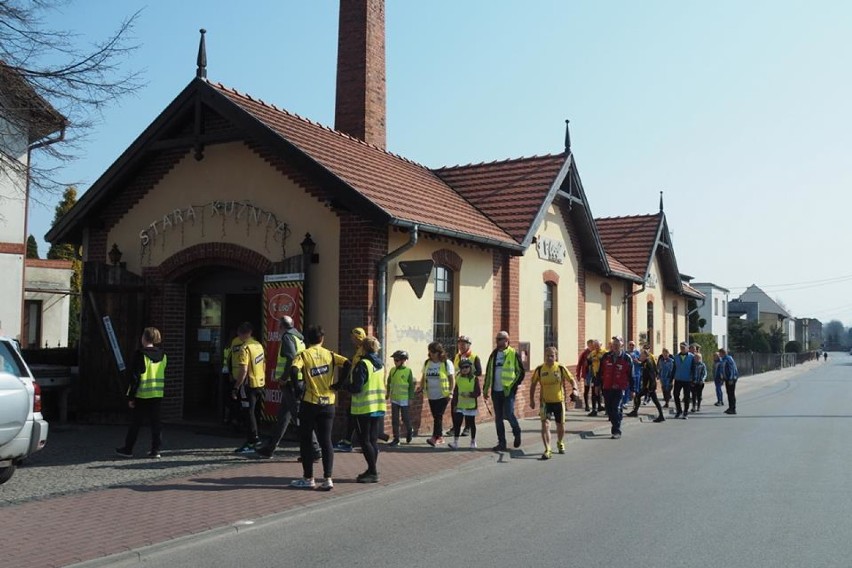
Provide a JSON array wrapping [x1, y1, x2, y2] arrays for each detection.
[[0, 361, 817, 568]]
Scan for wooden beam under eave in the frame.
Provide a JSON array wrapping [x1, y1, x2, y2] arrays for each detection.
[[149, 132, 242, 151]]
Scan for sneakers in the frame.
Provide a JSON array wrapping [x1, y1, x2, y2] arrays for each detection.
[[611, 432, 622, 439], [115, 447, 133, 458], [714, 401, 723, 406], [254, 447, 273, 459], [426, 436, 436, 447], [448, 439, 459, 450], [388, 438, 400, 447], [290, 478, 316, 489], [625, 410, 639, 417], [675, 412, 682, 419], [234, 442, 256, 454], [406, 431, 413, 444], [334, 440, 353, 452], [319, 478, 334, 491], [557, 441, 565, 454], [470, 440, 478, 450], [540, 449, 552, 460], [513, 434, 521, 448], [681, 414, 689, 420], [147, 451, 161, 459], [434, 437, 445, 446], [492, 444, 507, 452], [356, 472, 380, 483], [724, 409, 737, 415], [653, 415, 665, 423], [587, 410, 598, 417], [460, 427, 470, 437]]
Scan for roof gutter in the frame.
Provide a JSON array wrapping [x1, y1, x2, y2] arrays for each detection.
[[391, 219, 524, 253], [29, 121, 66, 151], [377, 225, 419, 358]]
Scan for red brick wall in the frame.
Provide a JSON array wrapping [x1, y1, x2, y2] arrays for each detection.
[[335, 0, 386, 148]]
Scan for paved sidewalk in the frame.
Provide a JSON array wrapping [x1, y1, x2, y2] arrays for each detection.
[[0, 360, 817, 568]]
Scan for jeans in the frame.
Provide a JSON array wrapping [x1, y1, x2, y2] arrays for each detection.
[[714, 378, 724, 404], [123, 397, 162, 452], [265, 385, 320, 455], [673, 381, 691, 416], [602, 389, 623, 435], [391, 403, 413, 440], [725, 381, 737, 411], [492, 390, 520, 447], [355, 414, 381, 475], [298, 402, 335, 479], [428, 397, 449, 439]]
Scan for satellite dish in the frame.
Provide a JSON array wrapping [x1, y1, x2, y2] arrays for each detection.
[[397, 260, 435, 299]]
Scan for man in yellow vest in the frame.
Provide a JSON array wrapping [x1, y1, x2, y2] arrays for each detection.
[[348, 336, 386, 483], [483, 330, 525, 452], [232, 322, 266, 454]]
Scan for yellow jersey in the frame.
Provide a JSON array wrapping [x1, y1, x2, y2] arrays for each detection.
[[292, 345, 349, 406], [236, 337, 266, 389], [531, 362, 575, 404]]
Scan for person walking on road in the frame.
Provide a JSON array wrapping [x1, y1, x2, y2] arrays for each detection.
[[448, 359, 481, 450], [387, 350, 415, 446], [418, 342, 455, 447], [658, 348, 674, 409], [623, 340, 642, 409], [483, 330, 525, 451], [672, 342, 695, 420], [691, 353, 707, 412], [598, 337, 632, 439], [712, 352, 725, 406], [289, 325, 350, 491], [254, 316, 321, 460], [231, 322, 266, 454], [116, 327, 167, 459], [577, 340, 593, 412], [625, 348, 665, 423], [719, 348, 739, 415], [447, 335, 481, 437], [529, 346, 575, 459], [586, 340, 606, 416], [349, 336, 386, 484]]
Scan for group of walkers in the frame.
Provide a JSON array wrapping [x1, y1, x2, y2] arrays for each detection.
[[114, 319, 742, 489]]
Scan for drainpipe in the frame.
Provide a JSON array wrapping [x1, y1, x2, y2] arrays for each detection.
[[622, 282, 646, 339], [376, 225, 419, 358]]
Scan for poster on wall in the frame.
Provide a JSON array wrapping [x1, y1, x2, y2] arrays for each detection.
[[261, 273, 304, 420]]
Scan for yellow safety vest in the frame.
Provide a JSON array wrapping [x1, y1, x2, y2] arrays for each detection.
[[135, 354, 167, 399], [455, 374, 477, 410], [351, 359, 386, 415], [454, 350, 479, 371], [388, 366, 414, 402], [498, 348, 520, 392], [275, 332, 305, 380], [422, 360, 451, 398]]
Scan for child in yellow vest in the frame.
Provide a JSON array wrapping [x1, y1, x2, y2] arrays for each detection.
[[448, 359, 481, 450], [387, 350, 415, 446], [529, 346, 576, 460]]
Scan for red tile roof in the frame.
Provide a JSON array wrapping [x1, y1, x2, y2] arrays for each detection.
[[595, 214, 662, 277], [682, 283, 705, 299], [433, 154, 567, 244], [605, 253, 642, 281], [210, 82, 518, 248]]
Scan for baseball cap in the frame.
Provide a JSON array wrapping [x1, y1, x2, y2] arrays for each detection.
[[611, 335, 623, 343], [351, 327, 367, 340], [459, 359, 473, 368], [457, 335, 472, 344]]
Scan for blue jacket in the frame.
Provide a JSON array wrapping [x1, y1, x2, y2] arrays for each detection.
[[630, 349, 642, 379], [720, 355, 739, 382], [658, 357, 674, 387], [713, 361, 723, 382], [693, 361, 707, 384], [672, 352, 695, 383]]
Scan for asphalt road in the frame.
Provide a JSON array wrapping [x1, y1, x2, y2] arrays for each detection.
[[100, 353, 852, 568]]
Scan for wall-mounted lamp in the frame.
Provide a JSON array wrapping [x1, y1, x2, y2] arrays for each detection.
[[300, 233, 319, 264], [108, 243, 123, 266]]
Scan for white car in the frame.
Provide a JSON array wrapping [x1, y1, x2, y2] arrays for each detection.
[[0, 337, 48, 484]]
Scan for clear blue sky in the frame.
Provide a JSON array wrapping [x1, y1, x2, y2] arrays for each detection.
[[30, 0, 852, 328]]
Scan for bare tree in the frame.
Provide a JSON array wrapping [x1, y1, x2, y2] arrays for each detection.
[[0, 0, 143, 199]]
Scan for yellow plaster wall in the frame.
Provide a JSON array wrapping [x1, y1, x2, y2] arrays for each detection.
[[631, 258, 666, 352], [384, 233, 494, 370], [518, 205, 579, 368], [106, 142, 342, 348], [584, 273, 626, 345]]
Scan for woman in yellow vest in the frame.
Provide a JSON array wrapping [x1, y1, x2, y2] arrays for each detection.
[[116, 327, 167, 459], [348, 336, 386, 483], [447, 359, 481, 450], [416, 341, 454, 447]]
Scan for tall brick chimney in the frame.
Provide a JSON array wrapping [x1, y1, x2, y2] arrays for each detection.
[[335, 0, 386, 149]]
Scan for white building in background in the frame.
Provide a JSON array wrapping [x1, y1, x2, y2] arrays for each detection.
[[24, 259, 74, 348], [0, 63, 67, 344], [692, 282, 730, 350]]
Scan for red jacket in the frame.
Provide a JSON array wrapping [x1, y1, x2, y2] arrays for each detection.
[[599, 351, 632, 390], [576, 348, 591, 378]]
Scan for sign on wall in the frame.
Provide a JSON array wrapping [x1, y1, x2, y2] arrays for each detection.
[[261, 273, 303, 420], [535, 236, 567, 264]]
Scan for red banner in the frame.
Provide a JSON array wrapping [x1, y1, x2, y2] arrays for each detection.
[[261, 275, 303, 420]]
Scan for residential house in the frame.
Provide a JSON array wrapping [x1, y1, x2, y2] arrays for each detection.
[[691, 282, 730, 349]]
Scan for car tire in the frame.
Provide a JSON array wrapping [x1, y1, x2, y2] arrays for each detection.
[[0, 464, 16, 485]]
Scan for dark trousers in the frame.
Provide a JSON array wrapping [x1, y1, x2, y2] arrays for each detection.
[[246, 387, 264, 443], [602, 389, 623, 435], [451, 412, 477, 439], [632, 389, 663, 416], [673, 381, 691, 415], [692, 383, 704, 409], [662, 383, 672, 405], [725, 381, 737, 411], [391, 403, 413, 440], [492, 390, 520, 446], [428, 397, 449, 439], [355, 415, 381, 475], [298, 402, 335, 479], [124, 397, 162, 452], [266, 386, 320, 455]]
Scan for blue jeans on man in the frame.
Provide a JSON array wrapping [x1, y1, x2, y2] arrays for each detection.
[[603, 388, 624, 437], [492, 389, 521, 449]]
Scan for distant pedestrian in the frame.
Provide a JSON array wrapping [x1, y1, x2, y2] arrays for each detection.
[[418, 341, 454, 447], [691, 353, 707, 412], [577, 340, 593, 411], [529, 346, 575, 458], [483, 330, 525, 451], [387, 350, 415, 446], [448, 359, 481, 450], [719, 348, 739, 415], [231, 322, 267, 454], [349, 336, 386, 484], [658, 348, 674, 408], [672, 342, 695, 419], [586, 340, 606, 416], [623, 340, 641, 409], [712, 352, 725, 406], [597, 336, 632, 439], [116, 327, 167, 459], [824, 352, 828, 362], [626, 348, 665, 423]]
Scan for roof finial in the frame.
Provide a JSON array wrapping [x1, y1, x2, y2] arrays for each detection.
[[659, 190, 664, 212], [196, 28, 207, 79], [564, 119, 571, 152]]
